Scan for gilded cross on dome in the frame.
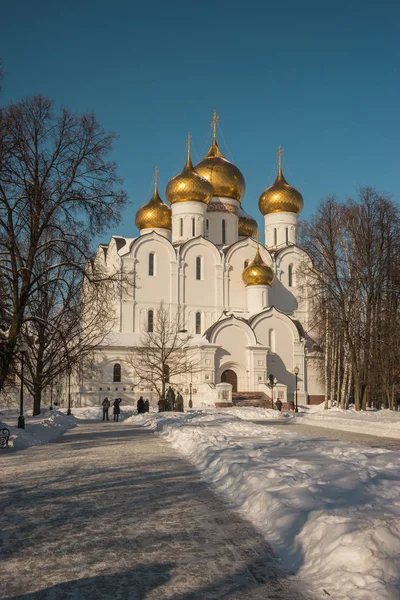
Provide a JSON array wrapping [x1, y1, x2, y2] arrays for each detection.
[[277, 145, 284, 168], [154, 166, 158, 192], [211, 110, 219, 142], [187, 132, 192, 156], [255, 230, 263, 247]]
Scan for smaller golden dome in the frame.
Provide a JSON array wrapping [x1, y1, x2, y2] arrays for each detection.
[[242, 246, 274, 286], [238, 207, 258, 238], [135, 178, 172, 231], [259, 154, 304, 215], [166, 134, 213, 205]]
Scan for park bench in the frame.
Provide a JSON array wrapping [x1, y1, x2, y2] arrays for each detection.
[[0, 428, 10, 448]]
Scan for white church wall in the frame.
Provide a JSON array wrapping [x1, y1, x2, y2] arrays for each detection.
[[252, 310, 303, 397], [274, 246, 311, 319], [180, 239, 222, 334], [130, 234, 176, 332]]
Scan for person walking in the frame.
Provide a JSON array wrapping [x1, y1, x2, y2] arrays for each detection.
[[137, 396, 145, 414], [113, 398, 122, 422], [102, 397, 110, 421], [275, 398, 283, 412], [144, 399, 150, 413]]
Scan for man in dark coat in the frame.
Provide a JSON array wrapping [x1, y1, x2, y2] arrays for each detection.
[[175, 392, 184, 412], [166, 386, 175, 411], [113, 398, 122, 422], [144, 399, 150, 413], [102, 397, 110, 421], [137, 396, 145, 414]]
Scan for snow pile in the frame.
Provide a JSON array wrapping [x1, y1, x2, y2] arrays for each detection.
[[300, 404, 400, 439], [130, 410, 400, 600], [0, 411, 76, 450]]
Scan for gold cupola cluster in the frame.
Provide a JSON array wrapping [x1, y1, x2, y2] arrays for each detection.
[[195, 111, 245, 202], [135, 169, 172, 231], [238, 206, 258, 238], [242, 246, 274, 286], [259, 147, 304, 215], [166, 133, 213, 205]]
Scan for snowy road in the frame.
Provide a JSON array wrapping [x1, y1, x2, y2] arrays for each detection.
[[0, 421, 310, 600], [251, 420, 400, 450]]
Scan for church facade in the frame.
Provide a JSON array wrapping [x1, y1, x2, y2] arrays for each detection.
[[79, 115, 324, 408]]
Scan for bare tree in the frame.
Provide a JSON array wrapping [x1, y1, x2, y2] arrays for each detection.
[[300, 188, 400, 410], [127, 302, 197, 405], [18, 250, 118, 414], [0, 95, 127, 391]]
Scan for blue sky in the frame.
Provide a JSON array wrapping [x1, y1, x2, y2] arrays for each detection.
[[1, 0, 399, 247]]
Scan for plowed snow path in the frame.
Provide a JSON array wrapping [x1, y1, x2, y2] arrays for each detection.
[[0, 422, 311, 600]]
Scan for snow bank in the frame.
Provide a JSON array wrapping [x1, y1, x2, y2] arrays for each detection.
[[300, 404, 400, 439], [0, 410, 76, 450], [129, 410, 400, 600]]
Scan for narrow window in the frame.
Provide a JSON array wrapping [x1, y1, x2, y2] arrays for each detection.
[[113, 363, 121, 382], [274, 228, 277, 246], [196, 256, 201, 280], [268, 328, 275, 352], [148, 253, 154, 276], [222, 219, 226, 244], [285, 227, 289, 245], [148, 310, 154, 332], [195, 312, 201, 334], [180, 218, 183, 237], [244, 260, 249, 268], [288, 264, 293, 287], [205, 219, 209, 238], [192, 218, 195, 237]]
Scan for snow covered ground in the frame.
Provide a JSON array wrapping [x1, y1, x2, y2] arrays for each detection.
[[125, 407, 400, 600], [2, 402, 400, 598]]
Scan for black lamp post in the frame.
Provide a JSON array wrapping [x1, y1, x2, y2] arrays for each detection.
[[17, 342, 28, 429], [49, 382, 53, 411], [294, 366, 299, 413], [67, 366, 72, 416], [268, 374, 278, 408]]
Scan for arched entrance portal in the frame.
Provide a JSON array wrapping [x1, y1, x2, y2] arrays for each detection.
[[221, 369, 238, 392]]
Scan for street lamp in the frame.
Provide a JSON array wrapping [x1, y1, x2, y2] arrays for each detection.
[[267, 374, 278, 409], [49, 382, 53, 411], [294, 366, 299, 413], [17, 342, 28, 429], [67, 366, 72, 416]]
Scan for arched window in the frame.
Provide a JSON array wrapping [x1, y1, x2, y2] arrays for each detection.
[[268, 328, 275, 352], [222, 219, 226, 244], [148, 253, 154, 276], [195, 312, 201, 334], [113, 363, 121, 383], [180, 218, 183, 237], [274, 228, 277, 246], [148, 310, 154, 332], [285, 227, 289, 245], [288, 264, 293, 287], [244, 260, 249, 268], [192, 218, 195, 237], [196, 256, 201, 280]]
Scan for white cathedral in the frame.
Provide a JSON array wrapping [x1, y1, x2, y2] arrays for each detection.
[[80, 114, 324, 408]]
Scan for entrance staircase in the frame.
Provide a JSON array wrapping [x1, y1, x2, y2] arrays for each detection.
[[232, 391, 274, 409]]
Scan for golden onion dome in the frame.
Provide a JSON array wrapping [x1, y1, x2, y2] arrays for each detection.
[[242, 246, 274, 286], [135, 177, 172, 231], [194, 112, 245, 202], [238, 206, 258, 238], [166, 134, 213, 205], [259, 154, 304, 215]]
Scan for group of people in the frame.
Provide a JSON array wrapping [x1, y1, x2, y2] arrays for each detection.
[[101, 397, 122, 422], [158, 386, 184, 412], [101, 386, 185, 420], [275, 399, 295, 412], [137, 396, 150, 414]]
